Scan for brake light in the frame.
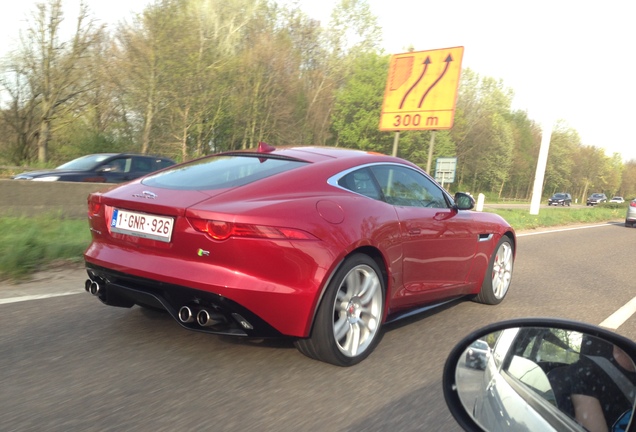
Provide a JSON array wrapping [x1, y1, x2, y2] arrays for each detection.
[[631, 201, 636, 207], [188, 218, 317, 241], [88, 201, 102, 216]]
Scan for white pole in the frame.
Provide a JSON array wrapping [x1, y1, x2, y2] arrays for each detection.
[[529, 119, 553, 215]]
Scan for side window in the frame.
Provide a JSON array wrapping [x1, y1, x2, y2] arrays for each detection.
[[522, 330, 581, 364], [505, 355, 557, 405], [501, 328, 577, 407], [156, 159, 174, 169], [492, 328, 519, 367], [338, 168, 382, 200], [108, 157, 131, 173], [370, 165, 449, 208], [131, 157, 153, 173]]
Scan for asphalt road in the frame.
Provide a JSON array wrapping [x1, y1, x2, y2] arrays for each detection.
[[1, 222, 634, 431]]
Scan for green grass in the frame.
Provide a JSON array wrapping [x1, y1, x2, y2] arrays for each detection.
[[0, 214, 91, 280], [490, 205, 625, 230], [0, 204, 626, 281]]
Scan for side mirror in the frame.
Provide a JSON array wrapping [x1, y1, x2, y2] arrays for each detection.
[[443, 318, 636, 432], [454, 192, 475, 210]]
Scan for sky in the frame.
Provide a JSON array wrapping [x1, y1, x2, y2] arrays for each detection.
[[2, 0, 635, 161]]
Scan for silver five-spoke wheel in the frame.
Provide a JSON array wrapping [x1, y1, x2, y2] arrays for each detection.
[[295, 253, 385, 366], [475, 236, 514, 305], [332, 264, 383, 357], [491, 241, 513, 300]]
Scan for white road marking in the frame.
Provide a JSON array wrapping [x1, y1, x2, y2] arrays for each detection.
[[0, 291, 81, 305], [599, 296, 636, 330]]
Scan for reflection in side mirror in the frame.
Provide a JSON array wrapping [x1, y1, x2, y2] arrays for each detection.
[[454, 192, 475, 211], [443, 319, 636, 432]]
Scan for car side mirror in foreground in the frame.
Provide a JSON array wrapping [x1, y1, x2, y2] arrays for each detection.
[[454, 192, 475, 210], [443, 318, 636, 432]]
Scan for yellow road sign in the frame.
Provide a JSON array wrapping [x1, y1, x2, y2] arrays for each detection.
[[379, 46, 464, 131]]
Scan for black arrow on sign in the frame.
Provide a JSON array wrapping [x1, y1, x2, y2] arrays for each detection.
[[399, 56, 431, 109], [418, 53, 454, 108]]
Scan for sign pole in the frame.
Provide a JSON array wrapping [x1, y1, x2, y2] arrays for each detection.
[[529, 118, 553, 215], [426, 131, 436, 173], [392, 131, 400, 157]]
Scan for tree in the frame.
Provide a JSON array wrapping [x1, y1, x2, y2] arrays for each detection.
[[572, 145, 608, 202], [619, 160, 636, 199], [330, 52, 391, 151], [11, 0, 103, 163], [451, 69, 515, 194], [504, 111, 541, 199], [543, 122, 578, 196]]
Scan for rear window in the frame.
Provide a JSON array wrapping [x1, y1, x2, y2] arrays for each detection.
[[142, 154, 307, 190], [471, 340, 489, 350]]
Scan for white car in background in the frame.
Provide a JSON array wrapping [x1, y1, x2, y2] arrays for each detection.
[[610, 196, 625, 203]]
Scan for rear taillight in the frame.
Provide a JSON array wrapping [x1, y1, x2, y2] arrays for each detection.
[[188, 218, 317, 241], [631, 201, 636, 207], [88, 201, 102, 217]]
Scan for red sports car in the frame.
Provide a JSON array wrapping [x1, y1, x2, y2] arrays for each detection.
[[84, 144, 515, 366]]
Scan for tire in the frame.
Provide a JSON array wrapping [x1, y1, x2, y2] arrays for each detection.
[[295, 253, 385, 366], [474, 236, 514, 305]]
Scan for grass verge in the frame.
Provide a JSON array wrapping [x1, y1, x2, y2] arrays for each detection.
[[0, 214, 91, 280], [488, 205, 625, 230], [0, 205, 626, 281]]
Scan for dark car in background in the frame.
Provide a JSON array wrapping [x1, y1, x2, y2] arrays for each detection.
[[626, 198, 636, 227], [547, 193, 572, 206], [13, 153, 175, 183], [586, 193, 607, 206], [465, 339, 491, 370]]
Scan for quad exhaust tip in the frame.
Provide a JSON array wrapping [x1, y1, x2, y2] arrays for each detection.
[[180, 306, 228, 328], [196, 309, 223, 327], [178, 306, 195, 323], [85, 279, 101, 296]]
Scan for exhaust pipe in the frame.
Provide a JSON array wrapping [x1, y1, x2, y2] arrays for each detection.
[[178, 306, 195, 323], [84, 279, 101, 295], [197, 309, 224, 327]]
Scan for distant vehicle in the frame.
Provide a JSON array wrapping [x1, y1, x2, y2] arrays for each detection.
[[586, 193, 607, 206], [547, 193, 572, 206], [626, 198, 636, 227], [13, 153, 175, 183], [610, 196, 625, 204], [465, 339, 490, 370]]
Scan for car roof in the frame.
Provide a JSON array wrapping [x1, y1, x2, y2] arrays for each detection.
[[220, 146, 410, 166]]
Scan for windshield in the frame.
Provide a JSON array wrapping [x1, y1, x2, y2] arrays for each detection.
[[552, 194, 566, 198], [56, 154, 114, 170], [471, 340, 489, 350]]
